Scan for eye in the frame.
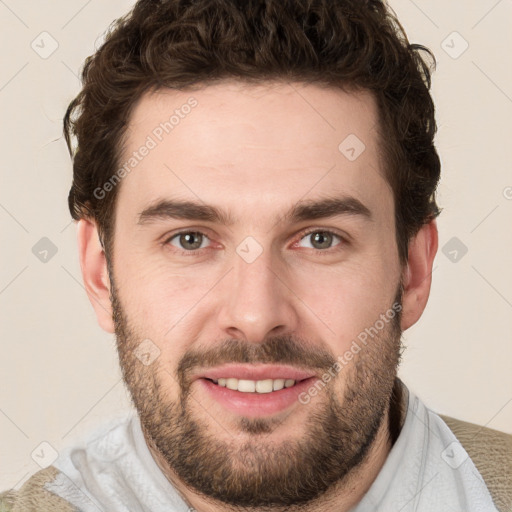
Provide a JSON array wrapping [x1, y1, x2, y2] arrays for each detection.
[[166, 231, 211, 252], [297, 230, 343, 251], [163, 228, 346, 256]]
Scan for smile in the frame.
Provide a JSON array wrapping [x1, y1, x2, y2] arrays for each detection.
[[208, 377, 299, 393]]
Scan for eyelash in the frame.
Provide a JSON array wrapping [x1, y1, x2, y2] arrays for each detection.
[[162, 228, 347, 257]]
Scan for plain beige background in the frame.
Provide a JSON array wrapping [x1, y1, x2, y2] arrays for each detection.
[[1, 0, 511, 491]]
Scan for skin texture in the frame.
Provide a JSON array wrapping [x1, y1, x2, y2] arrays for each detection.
[[77, 81, 438, 512]]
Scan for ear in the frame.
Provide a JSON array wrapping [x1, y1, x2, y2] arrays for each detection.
[[76, 218, 115, 334], [400, 219, 438, 331]]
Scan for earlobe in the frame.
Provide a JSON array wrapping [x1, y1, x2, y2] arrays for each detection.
[[400, 219, 439, 331], [76, 218, 115, 334]]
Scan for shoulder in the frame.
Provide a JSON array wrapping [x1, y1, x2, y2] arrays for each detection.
[[0, 466, 77, 512], [0, 412, 137, 512], [392, 382, 502, 511], [439, 414, 512, 512]]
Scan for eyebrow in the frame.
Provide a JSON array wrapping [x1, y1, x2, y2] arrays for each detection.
[[137, 195, 373, 226]]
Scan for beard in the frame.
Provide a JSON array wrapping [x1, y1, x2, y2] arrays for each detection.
[[109, 269, 403, 510]]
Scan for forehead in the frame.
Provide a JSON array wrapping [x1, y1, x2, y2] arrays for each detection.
[[116, 81, 392, 224]]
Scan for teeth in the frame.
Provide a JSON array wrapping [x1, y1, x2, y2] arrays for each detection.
[[238, 379, 256, 392], [255, 379, 273, 393], [273, 379, 285, 391], [226, 378, 238, 390], [214, 377, 297, 393]]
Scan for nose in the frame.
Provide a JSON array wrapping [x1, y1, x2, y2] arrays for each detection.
[[216, 245, 299, 344]]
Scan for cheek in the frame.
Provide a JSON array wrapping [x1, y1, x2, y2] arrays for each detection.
[[293, 260, 399, 350], [115, 260, 217, 340]]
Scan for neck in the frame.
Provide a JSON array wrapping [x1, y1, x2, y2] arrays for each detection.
[[144, 380, 403, 512]]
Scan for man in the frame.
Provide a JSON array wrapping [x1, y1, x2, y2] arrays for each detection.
[[0, 0, 506, 511]]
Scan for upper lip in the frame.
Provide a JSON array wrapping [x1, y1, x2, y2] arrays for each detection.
[[192, 364, 316, 382]]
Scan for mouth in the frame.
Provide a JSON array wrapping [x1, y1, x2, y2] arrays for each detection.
[[204, 376, 306, 393], [192, 364, 319, 417]]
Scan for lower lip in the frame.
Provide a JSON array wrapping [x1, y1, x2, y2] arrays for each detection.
[[196, 377, 318, 417]]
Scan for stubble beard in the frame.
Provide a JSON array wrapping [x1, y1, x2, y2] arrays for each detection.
[[110, 271, 403, 510]]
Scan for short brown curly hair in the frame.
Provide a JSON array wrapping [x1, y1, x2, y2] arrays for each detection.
[[64, 0, 441, 266]]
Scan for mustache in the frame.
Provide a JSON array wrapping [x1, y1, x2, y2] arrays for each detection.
[[177, 335, 337, 390]]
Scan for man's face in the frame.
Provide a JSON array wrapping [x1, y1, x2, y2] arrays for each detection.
[[108, 81, 404, 507]]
